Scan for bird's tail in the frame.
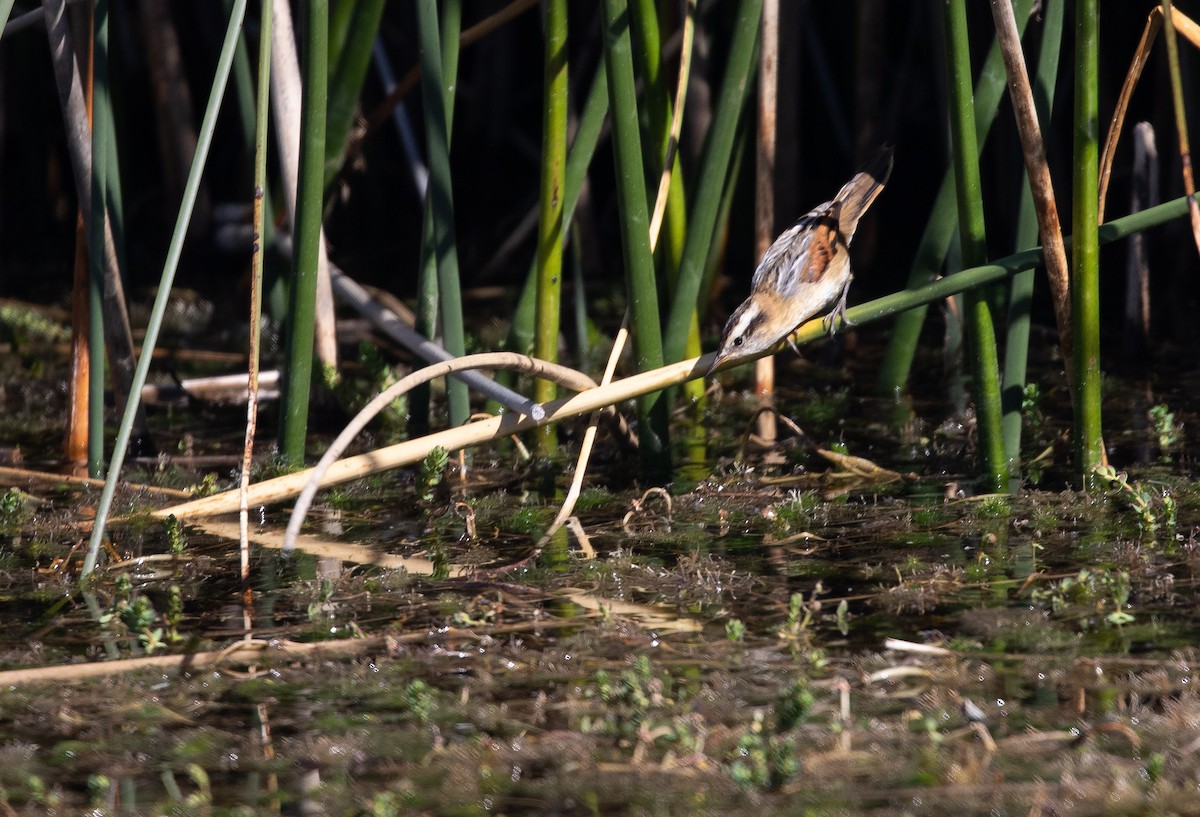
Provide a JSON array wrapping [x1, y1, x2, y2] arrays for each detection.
[[833, 144, 894, 244]]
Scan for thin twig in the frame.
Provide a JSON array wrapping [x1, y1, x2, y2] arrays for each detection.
[[0, 465, 192, 498], [239, 0, 273, 642]]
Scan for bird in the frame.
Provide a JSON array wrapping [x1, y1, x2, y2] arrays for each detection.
[[707, 145, 894, 377]]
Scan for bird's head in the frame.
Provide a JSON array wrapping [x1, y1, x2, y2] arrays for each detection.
[[706, 297, 782, 377]]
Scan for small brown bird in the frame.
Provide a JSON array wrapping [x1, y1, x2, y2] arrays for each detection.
[[708, 146, 894, 376]]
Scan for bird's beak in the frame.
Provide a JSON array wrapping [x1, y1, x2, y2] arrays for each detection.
[[705, 352, 725, 378]]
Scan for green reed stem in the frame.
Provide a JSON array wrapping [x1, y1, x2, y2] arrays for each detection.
[[876, 0, 1033, 399], [324, 0, 385, 193], [601, 0, 669, 478], [1072, 0, 1103, 483], [533, 0, 568, 454], [87, 0, 109, 477], [414, 0, 468, 429], [84, 0, 249, 576], [229, 0, 276, 255], [629, 0, 697, 401], [943, 0, 1007, 491], [411, 0, 461, 433], [1004, 0, 1063, 471], [663, 0, 761, 365], [505, 64, 610, 367], [279, 0, 328, 465]]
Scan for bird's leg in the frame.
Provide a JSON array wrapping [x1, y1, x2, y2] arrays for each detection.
[[822, 275, 855, 335]]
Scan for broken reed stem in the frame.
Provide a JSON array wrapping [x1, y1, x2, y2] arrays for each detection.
[[1098, 7, 1200, 221], [0, 639, 390, 688], [1099, 9, 1162, 220], [1160, 0, 1200, 256], [988, 0, 1073, 367]]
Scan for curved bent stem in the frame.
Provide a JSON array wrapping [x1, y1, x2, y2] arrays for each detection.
[[282, 353, 609, 552]]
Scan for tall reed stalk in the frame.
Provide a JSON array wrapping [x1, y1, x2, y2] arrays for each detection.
[[1072, 0, 1103, 482], [279, 0, 329, 465], [324, 0, 385, 193], [1000, 0, 1064, 471], [87, 0, 109, 476], [876, 0, 1033, 398], [663, 0, 762, 365], [1160, 1, 1200, 253], [601, 0, 669, 477], [504, 64, 609, 365], [239, 0, 273, 627], [629, 0, 697, 401], [414, 0, 468, 430], [533, 0, 568, 454], [84, 0, 249, 575], [943, 0, 1007, 491]]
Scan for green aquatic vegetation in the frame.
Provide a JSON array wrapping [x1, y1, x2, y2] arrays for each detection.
[[910, 504, 954, 528], [501, 504, 554, 537], [163, 514, 186, 555], [334, 342, 409, 437], [1030, 567, 1135, 629], [777, 589, 829, 665], [728, 710, 797, 789], [573, 486, 618, 512], [792, 388, 850, 429], [776, 680, 814, 732], [97, 575, 169, 653], [1093, 465, 1176, 540], [417, 446, 449, 504], [975, 495, 1010, 517], [1021, 382, 1047, 440], [1149, 403, 1182, 461], [165, 584, 185, 644], [0, 305, 69, 346], [307, 576, 337, 622], [770, 490, 825, 533], [581, 654, 698, 757], [0, 488, 33, 531]]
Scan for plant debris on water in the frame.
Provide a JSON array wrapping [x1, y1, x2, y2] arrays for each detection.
[[2, 332, 1200, 816]]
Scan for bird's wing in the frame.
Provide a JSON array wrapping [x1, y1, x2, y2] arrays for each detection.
[[750, 203, 843, 299]]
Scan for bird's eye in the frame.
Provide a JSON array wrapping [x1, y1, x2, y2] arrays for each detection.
[[733, 336, 743, 347]]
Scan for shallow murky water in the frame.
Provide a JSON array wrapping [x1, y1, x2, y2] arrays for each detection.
[[2, 335, 1200, 815]]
